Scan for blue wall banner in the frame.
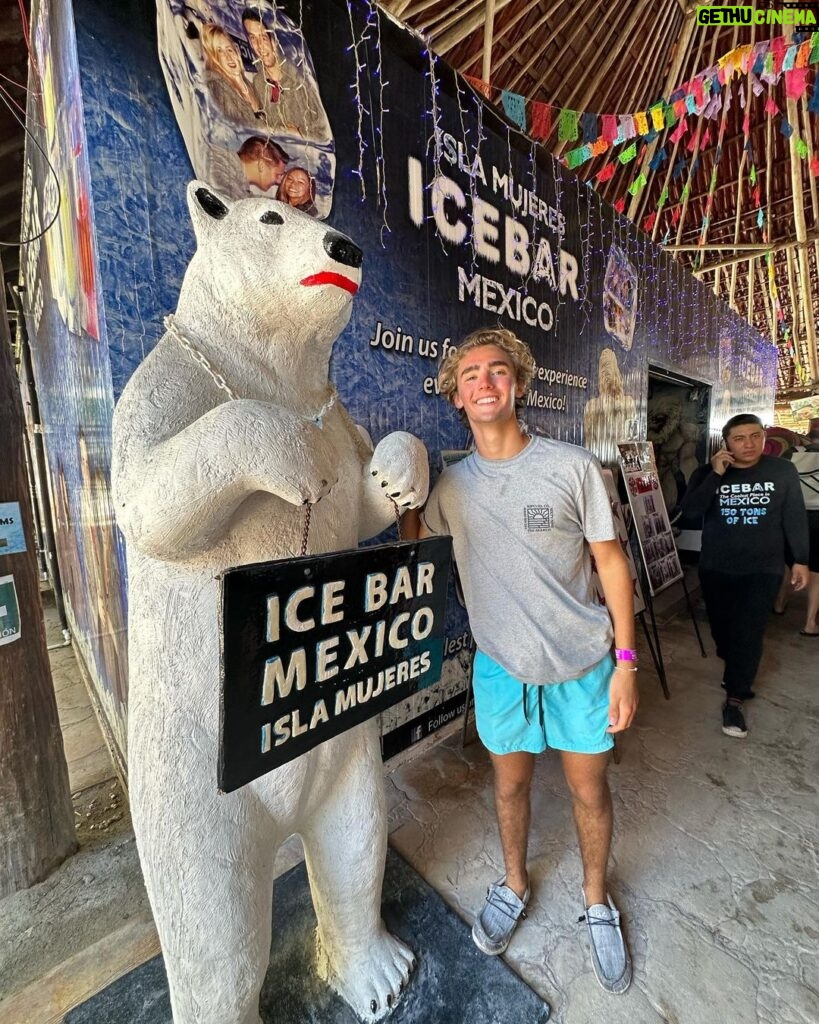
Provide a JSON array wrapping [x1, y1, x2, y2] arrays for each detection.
[[22, 0, 777, 764]]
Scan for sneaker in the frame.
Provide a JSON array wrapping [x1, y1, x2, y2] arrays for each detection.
[[579, 892, 632, 994], [471, 878, 529, 955], [722, 702, 748, 738]]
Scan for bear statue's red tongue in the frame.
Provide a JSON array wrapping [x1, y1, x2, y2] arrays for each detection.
[[300, 271, 359, 295]]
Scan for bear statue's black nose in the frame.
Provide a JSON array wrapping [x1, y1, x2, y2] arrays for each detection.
[[323, 232, 363, 269]]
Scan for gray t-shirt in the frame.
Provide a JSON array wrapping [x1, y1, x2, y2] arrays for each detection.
[[422, 435, 617, 684]]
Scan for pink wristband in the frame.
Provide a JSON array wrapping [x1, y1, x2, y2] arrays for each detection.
[[614, 648, 638, 662]]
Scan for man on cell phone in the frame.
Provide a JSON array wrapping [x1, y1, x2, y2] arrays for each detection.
[[681, 413, 809, 738]]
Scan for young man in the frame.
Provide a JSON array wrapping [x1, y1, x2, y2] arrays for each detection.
[[409, 327, 638, 994], [681, 414, 809, 737]]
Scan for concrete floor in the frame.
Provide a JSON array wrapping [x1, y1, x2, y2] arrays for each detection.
[[1, 588, 817, 1024]]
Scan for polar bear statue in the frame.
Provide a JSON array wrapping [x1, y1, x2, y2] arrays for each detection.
[[111, 182, 429, 1024]]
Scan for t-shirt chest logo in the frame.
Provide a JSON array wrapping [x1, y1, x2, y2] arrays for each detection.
[[524, 505, 554, 531]]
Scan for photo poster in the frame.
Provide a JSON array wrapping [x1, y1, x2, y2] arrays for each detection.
[[593, 470, 645, 615], [617, 442, 683, 597], [156, 0, 335, 214]]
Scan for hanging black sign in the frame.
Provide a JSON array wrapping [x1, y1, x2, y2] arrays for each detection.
[[219, 537, 452, 792]]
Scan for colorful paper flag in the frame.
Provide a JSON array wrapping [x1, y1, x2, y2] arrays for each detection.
[[650, 104, 665, 131], [643, 211, 657, 232], [501, 90, 527, 131], [780, 118, 794, 139], [618, 142, 638, 164], [464, 75, 492, 99], [614, 197, 626, 214], [565, 145, 589, 169], [619, 114, 636, 141], [601, 114, 619, 143], [670, 118, 687, 144], [558, 108, 579, 142], [627, 173, 648, 196], [634, 111, 649, 136], [530, 102, 553, 140], [782, 42, 797, 73], [785, 68, 809, 100], [596, 162, 616, 183], [581, 111, 598, 143], [771, 36, 787, 75]]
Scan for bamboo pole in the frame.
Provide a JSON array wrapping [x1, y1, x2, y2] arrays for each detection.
[[422, 0, 483, 37], [799, 92, 819, 294], [783, 33, 817, 384], [481, 0, 496, 83], [550, 0, 655, 160], [692, 25, 739, 269], [400, 0, 450, 24], [432, 0, 513, 56], [747, 256, 755, 326], [672, 29, 721, 247], [756, 263, 775, 341], [727, 146, 747, 308], [630, 9, 698, 224], [651, 24, 710, 240], [786, 246, 801, 343]]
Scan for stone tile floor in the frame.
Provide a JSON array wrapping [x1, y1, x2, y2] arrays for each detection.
[[1, 591, 817, 1023]]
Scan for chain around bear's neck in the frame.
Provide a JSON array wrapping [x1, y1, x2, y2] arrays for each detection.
[[163, 314, 338, 423], [163, 313, 338, 556]]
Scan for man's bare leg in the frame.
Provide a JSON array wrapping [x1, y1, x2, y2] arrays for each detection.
[[560, 750, 612, 906], [489, 751, 534, 899]]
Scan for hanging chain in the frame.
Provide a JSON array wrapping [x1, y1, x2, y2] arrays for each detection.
[[390, 497, 402, 541], [164, 316, 239, 400], [300, 503, 312, 556]]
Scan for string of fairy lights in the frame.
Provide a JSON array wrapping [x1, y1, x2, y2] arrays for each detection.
[[335, 0, 808, 397]]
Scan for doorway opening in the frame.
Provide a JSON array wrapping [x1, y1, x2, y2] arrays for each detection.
[[647, 368, 711, 548]]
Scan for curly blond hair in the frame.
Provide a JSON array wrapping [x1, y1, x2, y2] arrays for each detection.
[[437, 327, 536, 409]]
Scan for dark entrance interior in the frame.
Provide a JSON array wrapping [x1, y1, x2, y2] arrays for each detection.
[[647, 367, 711, 526]]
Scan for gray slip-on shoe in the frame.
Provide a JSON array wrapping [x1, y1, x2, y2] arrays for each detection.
[[471, 878, 530, 956], [579, 892, 633, 994]]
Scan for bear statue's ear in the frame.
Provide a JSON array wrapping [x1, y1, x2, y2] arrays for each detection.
[[186, 181, 233, 243]]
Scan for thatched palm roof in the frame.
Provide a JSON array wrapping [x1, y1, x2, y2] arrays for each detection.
[[383, 0, 819, 412]]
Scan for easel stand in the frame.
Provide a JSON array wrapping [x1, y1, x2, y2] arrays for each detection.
[[680, 570, 707, 658], [634, 548, 671, 700]]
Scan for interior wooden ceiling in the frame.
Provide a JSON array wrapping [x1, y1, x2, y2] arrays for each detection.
[[383, 0, 819, 405]]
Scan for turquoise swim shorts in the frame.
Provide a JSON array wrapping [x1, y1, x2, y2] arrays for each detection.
[[471, 650, 615, 755]]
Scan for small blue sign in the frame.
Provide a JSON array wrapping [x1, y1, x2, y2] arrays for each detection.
[[0, 503, 27, 556]]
